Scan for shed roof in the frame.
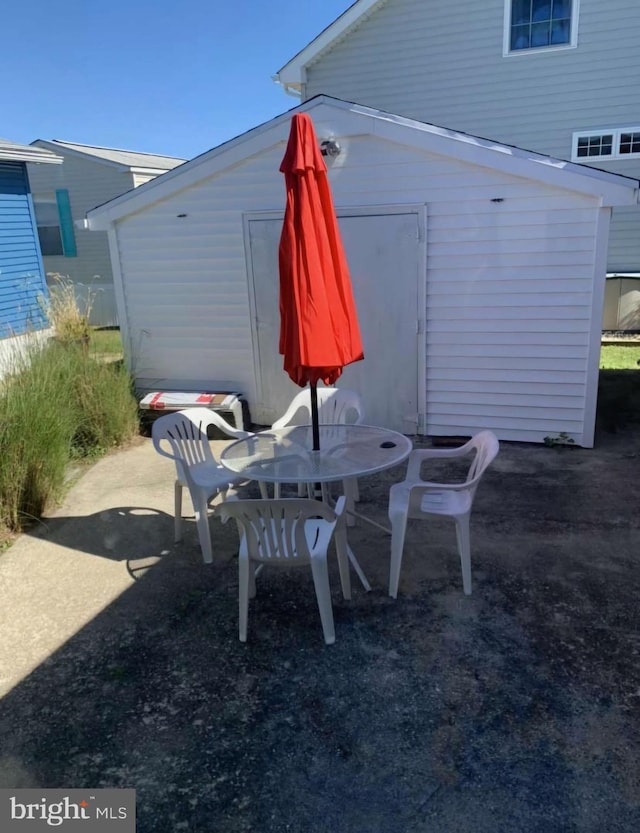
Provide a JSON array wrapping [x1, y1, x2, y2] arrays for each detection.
[[87, 96, 639, 229], [30, 139, 185, 172], [275, 0, 391, 93], [0, 138, 62, 165]]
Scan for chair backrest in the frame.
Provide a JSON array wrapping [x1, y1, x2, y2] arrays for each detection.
[[218, 498, 338, 564], [406, 430, 499, 503], [272, 387, 364, 429], [151, 408, 250, 482]]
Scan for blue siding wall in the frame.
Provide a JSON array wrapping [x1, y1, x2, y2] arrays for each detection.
[[0, 162, 49, 338]]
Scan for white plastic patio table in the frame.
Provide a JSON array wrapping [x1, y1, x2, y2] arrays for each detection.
[[220, 424, 413, 590]]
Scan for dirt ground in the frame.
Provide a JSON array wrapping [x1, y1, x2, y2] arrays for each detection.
[[0, 372, 639, 832]]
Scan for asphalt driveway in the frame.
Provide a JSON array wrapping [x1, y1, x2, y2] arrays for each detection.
[[0, 413, 639, 832]]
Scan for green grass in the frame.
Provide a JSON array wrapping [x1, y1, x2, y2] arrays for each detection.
[[89, 328, 123, 358], [600, 344, 640, 370], [0, 339, 138, 534]]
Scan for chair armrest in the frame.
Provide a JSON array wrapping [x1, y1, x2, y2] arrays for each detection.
[[409, 480, 470, 493], [406, 445, 473, 480]]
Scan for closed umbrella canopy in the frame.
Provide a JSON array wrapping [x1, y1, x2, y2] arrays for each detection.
[[279, 113, 364, 447]]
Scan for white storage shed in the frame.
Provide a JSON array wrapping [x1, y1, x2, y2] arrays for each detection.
[[87, 96, 639, 447]]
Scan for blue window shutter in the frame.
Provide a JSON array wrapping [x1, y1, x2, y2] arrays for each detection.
[[56, 188, 77, 257]]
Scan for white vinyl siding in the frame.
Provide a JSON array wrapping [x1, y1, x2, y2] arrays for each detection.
[[113, 127, 604, 445], [302, 0, 640, 270]]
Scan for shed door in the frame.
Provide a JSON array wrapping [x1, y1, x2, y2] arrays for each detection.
[[247, 210, 422, 432]]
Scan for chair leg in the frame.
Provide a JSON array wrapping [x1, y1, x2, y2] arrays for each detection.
[[388, 515, 408, 599], [310, 557, 336, 645], [193, 491, 214, 564], [174, 480, 183, 542], [238, 554, 250, 642], [248, 560, 257, 600], [344, 478, 356, 527], [334, 524, 351, 601], [455, 516, 472, 595]]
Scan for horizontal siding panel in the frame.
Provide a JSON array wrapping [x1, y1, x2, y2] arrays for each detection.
[[429, 209, 598, 230], [427, 368, 585, 384], [427, 279, 592, 296], [428, 251, 595, 268], [426, 344, 588, 360], [427, 265, 595, 282], [429, 391, 583, 409], [427, 317, 590, 333], [428, 331, 588, 347], [428, 401, 584, 420], [431, 379, 585, 396], [426, 412, 585, 433], [429, 237, 595, 256], [427, 294, 593, 308], [427, 356, 586, 371]]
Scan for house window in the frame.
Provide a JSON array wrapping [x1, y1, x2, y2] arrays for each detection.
[[33, 189, 77, 257], [34, 199, 64, 256], [620, 131, 640, 155], [504, 0, 579, 55], [572, 127, 640, 161]]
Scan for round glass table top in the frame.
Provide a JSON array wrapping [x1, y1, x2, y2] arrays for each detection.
[[220, 424, 413, 484]]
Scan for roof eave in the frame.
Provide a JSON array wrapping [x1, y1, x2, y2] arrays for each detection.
[[275, 0, 389, 90], [0, 147, 63, 165], [86, 97, 640, 230]]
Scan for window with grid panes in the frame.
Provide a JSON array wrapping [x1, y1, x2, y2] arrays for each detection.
[[572, 128, 640, 161], [507, 0, 574, 52]]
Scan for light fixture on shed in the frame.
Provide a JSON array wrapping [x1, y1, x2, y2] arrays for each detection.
[[320, 139, 341, 158]]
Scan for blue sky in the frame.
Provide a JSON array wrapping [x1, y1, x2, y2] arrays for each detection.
[[4, 0, 354, 160]]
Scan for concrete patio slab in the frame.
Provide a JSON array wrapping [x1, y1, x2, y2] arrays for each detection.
[[0, 422, 639, 832]]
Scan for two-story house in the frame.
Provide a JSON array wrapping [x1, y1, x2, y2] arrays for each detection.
[[27, 141, 185, 327], [274, 0, 640, 328]]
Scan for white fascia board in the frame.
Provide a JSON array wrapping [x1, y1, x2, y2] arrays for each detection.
[[0, 146, 62, 165], [361, 106, 639, 205], [275, 0, 389, 87], [86, 104, 314, 228], [129, 166, 177, 176]]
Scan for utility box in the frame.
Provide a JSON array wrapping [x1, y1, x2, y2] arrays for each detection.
[[139, 391, 248, 436]]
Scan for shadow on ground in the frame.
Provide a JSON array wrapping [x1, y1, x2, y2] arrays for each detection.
[[1, 417, 639, 831]]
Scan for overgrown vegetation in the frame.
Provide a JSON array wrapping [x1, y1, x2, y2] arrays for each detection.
[[0, 281, 138, 536], [46, 273, 93, 345], [89, 328, 123, 358]]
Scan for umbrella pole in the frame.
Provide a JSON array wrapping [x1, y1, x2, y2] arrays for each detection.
[[310, 381, 323, 501], [310, 381, 320, 451]]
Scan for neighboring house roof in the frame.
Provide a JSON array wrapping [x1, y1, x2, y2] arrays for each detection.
[[87, 96, 640, 230], [30, 139, 185, 173], [275, 0, 390, 94], [0, 138, 62, 165]]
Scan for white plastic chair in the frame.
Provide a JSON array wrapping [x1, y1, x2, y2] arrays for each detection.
[[388, 431, 499, 598], [271, 387, 364, 512], [218, 497, 351, 645], [151, 408, 268, 564]]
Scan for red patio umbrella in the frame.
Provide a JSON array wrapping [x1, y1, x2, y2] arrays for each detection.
[[278, 113, 364, 450]]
